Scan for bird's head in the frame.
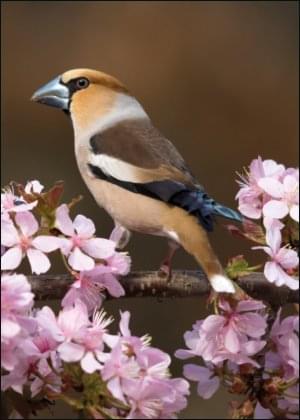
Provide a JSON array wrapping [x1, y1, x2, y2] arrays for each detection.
[[31, 68, 134, 133]]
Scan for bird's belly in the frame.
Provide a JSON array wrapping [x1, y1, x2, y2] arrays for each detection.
[[81, 173, 171, 235]]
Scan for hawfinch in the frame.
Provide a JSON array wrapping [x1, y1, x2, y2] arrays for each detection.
[[31, 68, 242, 293]]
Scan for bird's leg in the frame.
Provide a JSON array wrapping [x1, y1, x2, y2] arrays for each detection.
[[158, 240, 180, 281], [110, 222, 131, 250]]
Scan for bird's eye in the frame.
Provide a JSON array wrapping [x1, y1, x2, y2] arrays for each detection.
[[76, 78, 89, 89]]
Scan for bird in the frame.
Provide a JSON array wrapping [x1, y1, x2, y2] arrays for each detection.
[[31, 68, 242, 293]]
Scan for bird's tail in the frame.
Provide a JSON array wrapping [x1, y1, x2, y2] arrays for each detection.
[[171, 189, 242, 232], [212, 203, 243, 223], [163, 209, 236, 293]]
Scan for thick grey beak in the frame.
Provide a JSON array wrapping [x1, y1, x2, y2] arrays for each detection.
[[31, 76, 70, 110]]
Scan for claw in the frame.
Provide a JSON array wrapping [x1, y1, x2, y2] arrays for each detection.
[[158, 240, 179, 282]]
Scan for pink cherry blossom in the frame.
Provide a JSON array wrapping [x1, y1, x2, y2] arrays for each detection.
[[1, 187, 37, 214], [61, 258, 127, 313], [253, 227, 299, 290], [124, 377, 189, 419], [1, 274, 34, 343], [175, 299, 267, 367], [270, 310, 299, 378], [1, 212, 60, 274], [55, 204, 115, 271], [236, 157, 285, 219], [100, 311, 189, 415], [37, 301, 112, 373], [183, 363, 220, 399], [259, 173, 299, 222]]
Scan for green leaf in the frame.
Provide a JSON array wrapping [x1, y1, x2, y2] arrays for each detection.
[[226, 255, 262, 280]]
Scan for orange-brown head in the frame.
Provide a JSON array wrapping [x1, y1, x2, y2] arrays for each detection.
[[31, 68, 131, 132]]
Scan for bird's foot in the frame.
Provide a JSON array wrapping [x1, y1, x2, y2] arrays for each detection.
[[158, 263, 173, 282]]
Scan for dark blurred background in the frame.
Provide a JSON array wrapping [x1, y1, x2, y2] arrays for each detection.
[[1, 1, 299, 418]]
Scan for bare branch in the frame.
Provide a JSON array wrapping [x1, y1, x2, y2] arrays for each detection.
[[29, 270, 298, 305]]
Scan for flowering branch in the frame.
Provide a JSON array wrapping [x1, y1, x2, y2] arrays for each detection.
[[2, 157, 299, 420], [28, 270, 299, 305]]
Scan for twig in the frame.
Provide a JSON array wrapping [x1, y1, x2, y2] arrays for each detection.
[[28, 270, 298, 305]]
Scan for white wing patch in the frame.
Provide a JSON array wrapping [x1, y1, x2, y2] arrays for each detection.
[[89, 154, 142, 183]]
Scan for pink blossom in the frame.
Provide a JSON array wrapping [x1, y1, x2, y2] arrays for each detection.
[[102, 311, 187, 410], [259, 173, 299, 222], [62, 259, 127, 313], [37, 302, 112, 373], [1, 212, 60, 274], [1, 274, 34, 343], [124, 377, 189, 419], [36, 300, 90, 343], [183, 363, 220, 399], [1, 355, 32, 394], [175, 299, 267, 367], [102, 342, 141, 402], [236, 157, 285, 219], [270, 310, 299, 378], [1, 187, 37, 214], [253, 227, 299, 290], [55, 204, 115, 271]]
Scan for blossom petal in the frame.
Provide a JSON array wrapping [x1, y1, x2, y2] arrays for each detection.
[[1, 318, 21, 339], [55, 204, 74, 236], [174, 349, 195, 360], [236, 300, 265, 312], [283, 174, 298, 192], [290, 204, 299, 222], [27, 248, 50, 274], [1, 220, 19, 247], [15, 212, 38, 237], [237, 313, 267, 338], [81, 351, 102, 373], [276, 247, 299, 270], [224, 327, 240, 353], [36, 306, 64, 342], [119, 311, 131, 337], [58, 342, 85, 362], [81, 238, 115, 259], [263, 200, 288, 219], [57, 237, 73, 255], [276, 267, 299, 290], [258, 178, 284, 198], [263, 217, 284, 231], [265, 227, 282, 253], [243, 340, 266, 355], [73, 214, 95, 238], [238, 202, 262, 219], [183, 364, 208, 381], [1, 246, 23, 270], [262, 160, 285, 178], [68, 247, 95, 271], [32, 236, 60, 253], [197, 375, 220, 399], [264, 261, 281, 285], [201, 315, 226, 334]]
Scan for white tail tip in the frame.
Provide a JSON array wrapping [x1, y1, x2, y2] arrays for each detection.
[[210, 274, 235, 293]]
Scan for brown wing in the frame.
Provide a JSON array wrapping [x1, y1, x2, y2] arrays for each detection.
[[89, 118, 198, 186]]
